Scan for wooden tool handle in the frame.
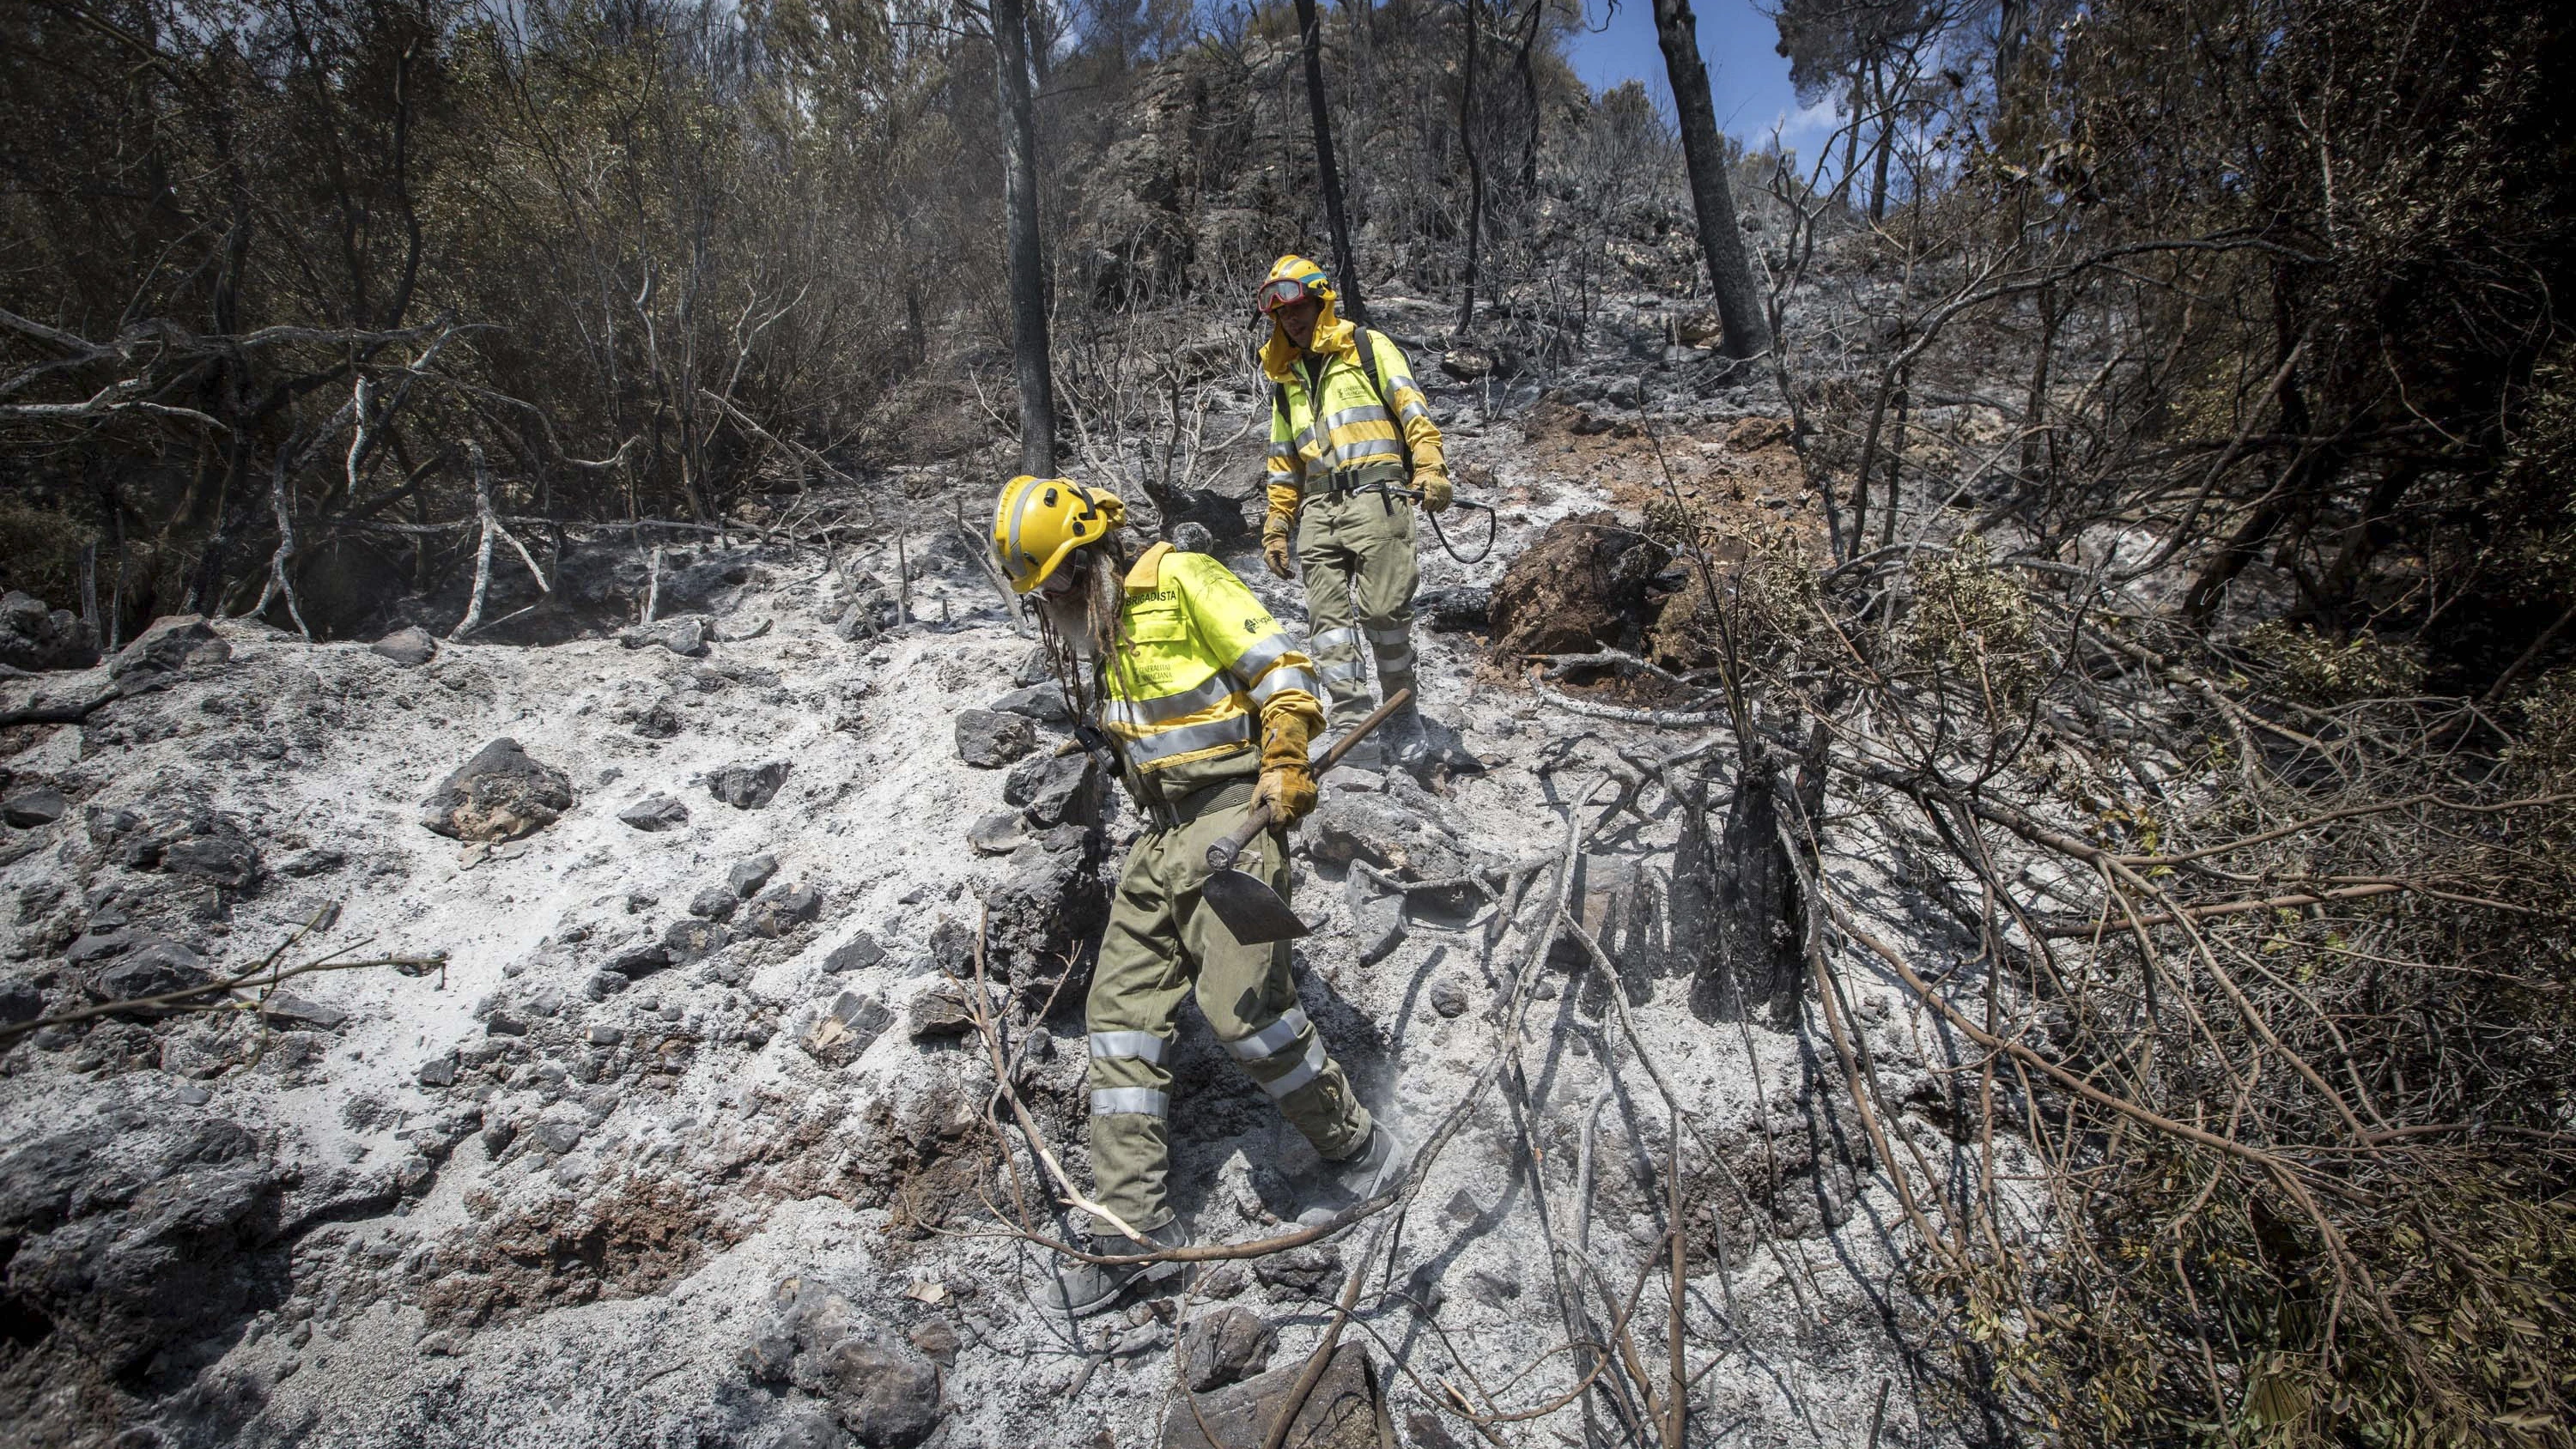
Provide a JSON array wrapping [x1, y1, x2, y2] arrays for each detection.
[[1206, 688, 1413, 873]]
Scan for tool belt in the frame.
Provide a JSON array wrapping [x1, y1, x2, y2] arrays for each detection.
[[1139, 777, 1255, 834], [1308, 460, 1407, 498]]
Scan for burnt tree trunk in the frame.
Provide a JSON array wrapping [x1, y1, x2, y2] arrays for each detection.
[[1292, 0, 1366, 324], [1455, 0, 1485, 335], [1680, 748, 1809, 1028], [990, 0, 1057, 475], [1649, 0, 1772, 361]]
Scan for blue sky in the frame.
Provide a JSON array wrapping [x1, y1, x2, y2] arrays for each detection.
[[1562, 0, 1842, 161]]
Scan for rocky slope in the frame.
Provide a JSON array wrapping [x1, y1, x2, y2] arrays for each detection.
[[0, 366, 1976, 1448]]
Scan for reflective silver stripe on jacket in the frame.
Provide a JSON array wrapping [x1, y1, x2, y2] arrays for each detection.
[[1230, 631, 1295, 680], [1089, 1030, 1168, 1064], [1322, 403, 1393, 433], [1220, 1006, 1312, 1062], [1249, 665, 1321, 706], [1102, 670, 1235, 730], [1259, 1039, 1328, 1100], [1090, 1087, 1170, 1116], [1121, 713, 1257, 766], [1334, 438, 1404, 468], [1397, 399, 1430, 426]]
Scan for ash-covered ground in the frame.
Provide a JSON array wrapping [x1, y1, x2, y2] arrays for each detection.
[[1, 360, 2001, 1448]]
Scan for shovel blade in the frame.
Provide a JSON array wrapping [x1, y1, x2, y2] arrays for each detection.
[[1200, 867, 1308, 945]]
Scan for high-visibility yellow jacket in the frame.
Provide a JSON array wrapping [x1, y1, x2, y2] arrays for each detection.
[[1097, 543, 1324, 797], [1263, 324, 1447, 520]]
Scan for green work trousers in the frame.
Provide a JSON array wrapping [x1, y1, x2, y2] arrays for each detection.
[[1295, 486, 1419, 726], [1084, 780, 1372, 1236]]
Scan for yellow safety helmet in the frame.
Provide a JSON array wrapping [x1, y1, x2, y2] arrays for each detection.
[[991, 475, 1126, 594], [1254, 254, 1335, 317]]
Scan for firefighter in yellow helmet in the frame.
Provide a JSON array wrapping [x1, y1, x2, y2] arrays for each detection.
[[1255, 254, 1449, 769], [990, 474, 1409, 1317]]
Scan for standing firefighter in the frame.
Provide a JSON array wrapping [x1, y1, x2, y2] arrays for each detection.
[[1255, 254, 1449, 768], [990, 475, 1409, 1316]]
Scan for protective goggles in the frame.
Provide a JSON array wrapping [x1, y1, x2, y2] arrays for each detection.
[[1255, 275, 1324, 314]]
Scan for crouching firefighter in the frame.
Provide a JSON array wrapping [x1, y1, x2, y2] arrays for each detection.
[[991, 474, 1409, 1317], [1255, 253, 1449, 769]]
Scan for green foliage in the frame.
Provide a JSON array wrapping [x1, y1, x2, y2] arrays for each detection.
[[0, 499, 96, 607], [2240, 621, 2428, 706], [1903, 536, 2045, 702]]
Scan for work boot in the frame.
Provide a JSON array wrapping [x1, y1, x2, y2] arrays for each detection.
[[1036, 1218, 1192, 1317], [1316, 717, 1385, 773], [1330, 1123, 1413, 1201], [1381, 700, 1432, 773]]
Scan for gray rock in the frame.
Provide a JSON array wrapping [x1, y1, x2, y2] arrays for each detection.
[[0, 1114, 282, 1373], [1429, 975, 1471, 1018], [1440, 344, 1498, 380], [804, 990, 893, 1066], [531, 1119, 584, 1155], [257, 992, 348, 1030], [85, 937, 211, 1004], [369, 626, 437, 667], [1179, 1307, 1277, 1392], [953, 708, 1036, 768], [417, 1055, 459, 1088], [823, 933, 884, 974], [739, 883, 823, 938], [620, 615, 711, 657], [663, 917, 731, 962], [966, 810, 1027, 856], [907, 1318, 960, 1367], [1160, 1343, 1382, 1449], [1344, 873, 1408, 967], [729, 852, 781, 898], [108, 614, 228, 693], [605, 941, 671, 978], [987, 683, 1072, 725], [1003, 750, 1100, 828], [981, 834, 1108, 974], [484, 1011, 528, 1037], [708, 761, 790, 809], [3, 786, 67, 828], [770, 1280, 946, 1447], [161, 830, 261, 890], [619, 794, 690, 832], [0, 975, 44, 1025], [1305, 792, 1470, 882], [422, 738, 575, 843], [689, 886, 740, 921], [85, 798, 263, 889], [586, 1024, 623, 1046], [1012, 646, 1054, 687], [0, 591, 101, 672], [64, 930, 134, 967], [903, 982, 984, 1040], [1253, 1245, 1342, 1295], [281, 847, 346, 878]]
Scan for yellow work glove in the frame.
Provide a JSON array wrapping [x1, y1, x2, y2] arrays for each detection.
[[1261, 512, 1297, 580], [1415, 470, 1453, 513], [1252, 706, 1319, 827]]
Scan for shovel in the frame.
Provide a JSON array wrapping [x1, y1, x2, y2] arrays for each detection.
[[1199, 688, 1413, 946]]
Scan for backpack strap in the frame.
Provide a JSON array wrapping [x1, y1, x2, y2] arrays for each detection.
[[1352, 329, 1415, 479]]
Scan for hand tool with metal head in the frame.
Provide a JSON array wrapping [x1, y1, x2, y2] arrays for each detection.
[[1199, 688, 1413, 945]]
